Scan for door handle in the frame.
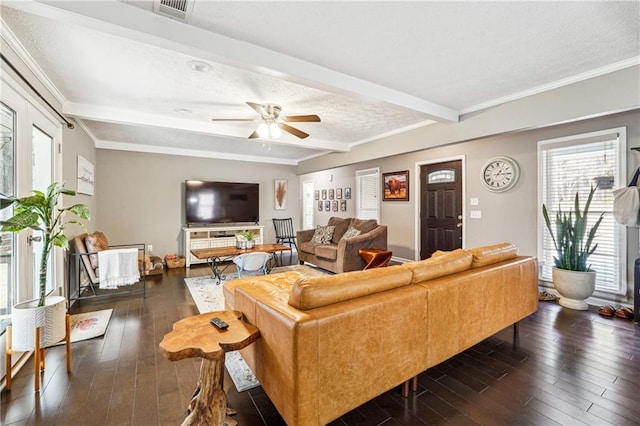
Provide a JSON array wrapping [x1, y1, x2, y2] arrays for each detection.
[[27, 235, 42, 246], [456, 223, 463, 228], [458, 215, 463, 220]]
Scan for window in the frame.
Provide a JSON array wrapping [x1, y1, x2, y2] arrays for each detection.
[[0, 102, 15, 331], [356, 168, 380, 221], [302, 180, 314, 229], [538, 128, 626, 294]]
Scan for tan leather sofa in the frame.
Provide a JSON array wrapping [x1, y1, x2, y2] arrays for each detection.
[[296, 217, 388, 273], [225, 243, 538, 425]]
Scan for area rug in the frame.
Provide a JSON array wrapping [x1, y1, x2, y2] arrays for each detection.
[[184, 273, 260, 392], [67, 309, 113, 343]]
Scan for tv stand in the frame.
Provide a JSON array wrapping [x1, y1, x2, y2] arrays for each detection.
[[183, 224, 264, 267]]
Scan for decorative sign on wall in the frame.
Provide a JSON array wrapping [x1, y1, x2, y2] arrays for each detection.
[[382, 170, 409, 201], [76, 155, 94, 195], [275, 179, 287, 210]]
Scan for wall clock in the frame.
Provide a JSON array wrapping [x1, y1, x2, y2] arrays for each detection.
[[481, 156, 520, 192]]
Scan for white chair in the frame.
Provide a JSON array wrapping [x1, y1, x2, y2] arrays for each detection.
[[232, 252, 272, 278]]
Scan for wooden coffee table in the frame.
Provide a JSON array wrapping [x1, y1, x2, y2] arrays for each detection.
[[191, 243, 291, 283], [159, 310, 260, 426], [358, 248, 393, 269]]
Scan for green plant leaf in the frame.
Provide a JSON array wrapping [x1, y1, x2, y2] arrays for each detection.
[[51, 234, 69, 249], [67, 204, 91, 220]]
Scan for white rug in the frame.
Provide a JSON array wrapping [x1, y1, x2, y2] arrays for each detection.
[[184, 274, 261, 392]]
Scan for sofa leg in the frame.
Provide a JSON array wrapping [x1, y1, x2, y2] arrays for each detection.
[[299, 260, 304, 265], [513, 321, 520, 334], [401, 375, 419, 398], [401, 380, 409, 398]]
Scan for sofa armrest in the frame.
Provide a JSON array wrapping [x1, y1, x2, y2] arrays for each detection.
[[336, 225, 388, 272], [296, 228, 316, 244]]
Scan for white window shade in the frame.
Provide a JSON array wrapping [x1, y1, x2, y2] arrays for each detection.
[[538, 128, 626, 294], [356, 168, 380, 221]]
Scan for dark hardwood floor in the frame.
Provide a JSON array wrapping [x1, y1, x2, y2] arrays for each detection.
[[2, 260, 639, 425]]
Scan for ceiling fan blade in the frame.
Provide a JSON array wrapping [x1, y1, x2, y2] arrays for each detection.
[[246, 102, 268, 117], [283, 114, 321, 123], [248, 130, 260, 139], [279, 123, 309, 139], [211, 118, 256, 122]]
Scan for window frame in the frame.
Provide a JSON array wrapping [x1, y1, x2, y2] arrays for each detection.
[[355, 167, 380, 222], [537, 127, 627, 295]]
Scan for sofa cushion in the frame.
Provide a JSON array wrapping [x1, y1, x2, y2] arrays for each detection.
[[299, 241, 322, 255], [289, 265, 412, 309], [403, 249, 472, 284], [467, 242, 518, 268], [315, 244, 338, 260], [341, 225, 362, 240], [310, 225, 335, 244], [85, 231, 109, 269], [351, 218, 378, 234], [328, 217, 351, 243], [224, 271, 302, 309]]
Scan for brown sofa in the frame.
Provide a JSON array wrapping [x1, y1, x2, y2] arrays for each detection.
[[296, 217, 388, 273], [225, 242, 538, 425]]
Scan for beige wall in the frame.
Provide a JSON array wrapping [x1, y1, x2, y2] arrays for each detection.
[[95, 150, 299, 257], [299, 110, 640, 304], [62, 125, 98, 236]]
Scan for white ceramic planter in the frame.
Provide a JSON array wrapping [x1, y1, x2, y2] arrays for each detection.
[[552, 268, 596, 310], [11, 296, 66, 351]]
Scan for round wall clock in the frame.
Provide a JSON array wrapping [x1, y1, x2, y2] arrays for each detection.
[[481, 156, 520, 192]]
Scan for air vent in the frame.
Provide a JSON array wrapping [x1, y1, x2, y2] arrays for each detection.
[[153, 0, 194, 21]]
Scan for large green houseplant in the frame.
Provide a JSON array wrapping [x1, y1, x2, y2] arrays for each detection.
[[0, 182, 90, 307], [542, 185, 604, 309]]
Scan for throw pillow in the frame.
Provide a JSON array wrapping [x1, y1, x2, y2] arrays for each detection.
[[85, 231, 110, 269], [310, 225, 335, 244], [351, 218, 378, 234], [341, 226, 362, 240]]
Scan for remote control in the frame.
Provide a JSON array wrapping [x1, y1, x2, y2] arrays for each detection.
[[210, 317, 229, 330]]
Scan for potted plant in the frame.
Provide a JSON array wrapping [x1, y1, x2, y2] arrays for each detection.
[[236, 230, 258, 249], [542, 185, 604, 310], [0, 182, 90, 350]]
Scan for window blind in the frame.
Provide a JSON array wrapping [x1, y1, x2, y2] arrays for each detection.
[[302, 181, 314, 229], [539, 128, 626, 294], [356, 168, 380, 221]]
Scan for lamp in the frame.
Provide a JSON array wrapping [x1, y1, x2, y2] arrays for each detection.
[[257, 120, 282, 139]]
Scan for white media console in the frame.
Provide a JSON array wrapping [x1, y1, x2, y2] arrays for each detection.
[[183, 224, 264, 267]]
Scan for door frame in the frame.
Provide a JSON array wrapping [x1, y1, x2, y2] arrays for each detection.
[[414, 155, 466, 261]]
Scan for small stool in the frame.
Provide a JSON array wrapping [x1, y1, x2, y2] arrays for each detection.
[[358, 248, 393, 269]]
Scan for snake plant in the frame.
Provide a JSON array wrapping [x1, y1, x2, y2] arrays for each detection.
[[1, 182, 90, 307], [542, 186, 603, 272]]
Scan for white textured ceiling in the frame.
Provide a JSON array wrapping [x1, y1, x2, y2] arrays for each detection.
[[1, 1, 638, 164]]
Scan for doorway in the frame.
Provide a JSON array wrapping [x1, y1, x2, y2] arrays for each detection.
[[418, 159, 464, 259]]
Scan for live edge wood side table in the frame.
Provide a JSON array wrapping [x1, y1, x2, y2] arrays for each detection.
[[159, 310, 260, 426], [358, 248, 393, 269]]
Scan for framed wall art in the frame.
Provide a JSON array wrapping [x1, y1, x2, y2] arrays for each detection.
[[324, 200, 331, 211], [329, 189, 335, 200], [322, 189, 327, 200], [340, 200, 347, 211], [76, 155, 94, 195], [315, 190, 320, 200], [344, 187, 351, 199], [275, 179, 288, 210], [317, 200, 323, 211], [383, 170, 409, 201], [332, 200, 338, 211], [336, 188, 342, 199]]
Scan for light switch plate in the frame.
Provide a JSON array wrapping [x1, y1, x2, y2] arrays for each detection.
[[470, 197, 479, 206], [470, 210, 482, 219]]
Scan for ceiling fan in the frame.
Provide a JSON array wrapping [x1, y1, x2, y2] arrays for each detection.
[[211, 102, 320, 139]]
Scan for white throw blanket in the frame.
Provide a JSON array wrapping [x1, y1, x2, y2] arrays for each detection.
[[98, 248, 140, 289]]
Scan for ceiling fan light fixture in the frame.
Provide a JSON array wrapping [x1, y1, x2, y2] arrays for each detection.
[[257, 122, 269, 138], [269, 123, 282, 138]]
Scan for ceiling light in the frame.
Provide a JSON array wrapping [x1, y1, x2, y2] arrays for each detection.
[[257, 121, 282, 139], [187, 60, 213, 72]]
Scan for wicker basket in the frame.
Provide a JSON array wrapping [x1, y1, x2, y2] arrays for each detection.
[[165, 255, 186, 268]]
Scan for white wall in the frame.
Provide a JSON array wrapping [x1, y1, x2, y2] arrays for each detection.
[[95, 150, 299, 257]]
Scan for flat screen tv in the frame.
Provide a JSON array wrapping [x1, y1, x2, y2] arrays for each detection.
[[185, 180, 259, 225]]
